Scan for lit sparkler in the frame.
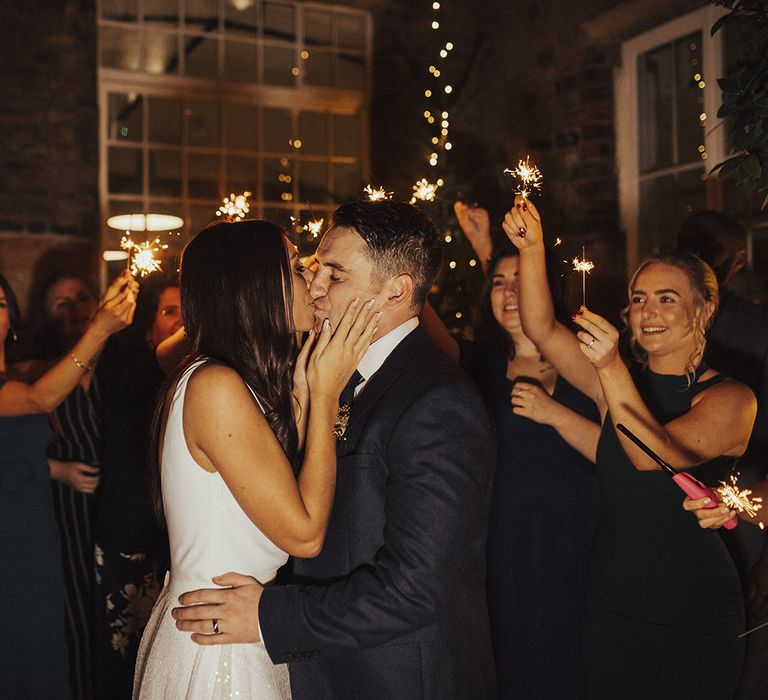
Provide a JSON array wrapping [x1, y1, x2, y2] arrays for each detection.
[[120, 234, 168, 278], [364, 184, 393, 202], [217, 191, 251, 222], [572, 246, 595, 307], [504, 155, 543, 199], [717, 474, 764, 524], [410, 178, 443, 204], [303, 218, 324, 238]]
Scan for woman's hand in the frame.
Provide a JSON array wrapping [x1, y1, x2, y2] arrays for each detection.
[[91, 271, 138, 337], [682, 495, 736, 529], [510, 381, 557, 425], [501, 195, 544, 250], [307, 299, 380, 401], [49, 459, 101, 494], [293, 330, 315, 402], [570, 306, 621, 369]]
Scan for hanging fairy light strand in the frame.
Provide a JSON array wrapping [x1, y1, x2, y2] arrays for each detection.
[[411, 1, 455, 197]]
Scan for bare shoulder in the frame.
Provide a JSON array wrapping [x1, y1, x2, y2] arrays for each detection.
[[695, 375, 756, 412], [184, 362, 263, 420]]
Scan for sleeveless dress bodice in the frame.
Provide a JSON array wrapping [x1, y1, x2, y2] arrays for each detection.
[[134, 359, 291, 699], [161, 361, 289, 585]]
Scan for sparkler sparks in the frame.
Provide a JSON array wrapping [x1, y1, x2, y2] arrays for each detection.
[[717, 475, 764, 523], [217, 191, 251, 222], [504, 155, 543, 199], [410, 178, 443, 204], [572, 246, 595, 307], [364, 184, 393, 202], [303, 218, 324, 238], [120, 235, 168, 278]]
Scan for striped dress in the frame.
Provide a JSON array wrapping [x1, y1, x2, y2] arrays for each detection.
[[48, 373, 103, 700]]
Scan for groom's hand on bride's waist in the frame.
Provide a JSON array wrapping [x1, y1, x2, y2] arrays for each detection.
[[172, 571, 264, 645]]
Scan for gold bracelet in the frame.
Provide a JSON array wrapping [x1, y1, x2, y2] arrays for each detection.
[[71, 353, 93, 372]]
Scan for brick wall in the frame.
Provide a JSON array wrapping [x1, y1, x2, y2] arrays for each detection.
[[0, 0, 98, 312]]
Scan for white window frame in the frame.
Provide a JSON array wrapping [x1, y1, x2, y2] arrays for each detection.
[[615, 4, 726, 273], [97, 0, 372, 280]]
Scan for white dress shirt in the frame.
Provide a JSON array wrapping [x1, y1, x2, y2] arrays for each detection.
[[354, 316, 420, 398]]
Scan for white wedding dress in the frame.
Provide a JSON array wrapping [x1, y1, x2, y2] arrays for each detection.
[[133, 360, 291, 699]]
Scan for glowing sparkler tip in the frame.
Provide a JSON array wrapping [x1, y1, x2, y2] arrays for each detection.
[[717, 475, 764, 518], [120, 235, 168, 278], [363, 184, 393, 202], [504, 155, 543, 198], [409, 178, 441, 204], [572, 257, 595, 274], [217, 191, 252, 222], [303, 218, 324, 238]]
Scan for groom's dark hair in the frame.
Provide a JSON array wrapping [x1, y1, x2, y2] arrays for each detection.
[[329, 201, 442, 311]]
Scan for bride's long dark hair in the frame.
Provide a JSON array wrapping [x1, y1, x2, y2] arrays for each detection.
[[151, 220, 300, 519]]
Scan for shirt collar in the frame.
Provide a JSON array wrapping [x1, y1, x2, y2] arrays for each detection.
[[357, 316, 419, 384]]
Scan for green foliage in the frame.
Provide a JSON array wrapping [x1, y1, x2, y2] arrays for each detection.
[[711, 0, 768, 208]]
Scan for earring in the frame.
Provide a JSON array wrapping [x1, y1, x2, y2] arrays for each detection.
[[10, 327, 17, 343]]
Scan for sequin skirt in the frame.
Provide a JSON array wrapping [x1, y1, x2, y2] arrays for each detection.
[[133, 577, 291, 699]]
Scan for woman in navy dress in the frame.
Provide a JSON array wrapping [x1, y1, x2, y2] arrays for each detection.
[[505, 196, 755, 699], [424, 235, 601, 698], [463, 248, 600, 699], [0, 272, 135, 698]]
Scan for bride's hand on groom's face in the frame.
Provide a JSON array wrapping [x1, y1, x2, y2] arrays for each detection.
[[172, 572, 264, 645], [307, 297, 381, 402]]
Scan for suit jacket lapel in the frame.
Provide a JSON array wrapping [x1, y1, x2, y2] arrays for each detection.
[[337, 327, 425, 455]]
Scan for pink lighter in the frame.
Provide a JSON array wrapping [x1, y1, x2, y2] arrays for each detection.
[[616, 423, 737, 530]]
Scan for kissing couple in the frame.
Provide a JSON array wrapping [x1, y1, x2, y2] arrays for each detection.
[[133, 201, 497, 700]]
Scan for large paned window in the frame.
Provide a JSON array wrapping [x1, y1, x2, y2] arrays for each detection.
[[615, 6, 725, 272], [98, 0, 371, 261]]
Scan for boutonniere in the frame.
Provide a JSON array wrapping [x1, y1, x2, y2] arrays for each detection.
[[334, 402, 351, 438]]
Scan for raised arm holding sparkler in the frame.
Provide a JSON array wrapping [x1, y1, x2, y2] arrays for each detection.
[[502, 194, 756, 472], [0, 271, 137, 416]]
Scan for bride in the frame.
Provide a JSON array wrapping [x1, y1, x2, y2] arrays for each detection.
[[133, 220, 378, 699]]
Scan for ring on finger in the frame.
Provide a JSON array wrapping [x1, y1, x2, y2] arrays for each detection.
[[212, 619, 220, 634], [586, 338, 596, 349]]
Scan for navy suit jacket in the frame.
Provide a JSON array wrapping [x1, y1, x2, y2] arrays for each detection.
[[260, 327, 497, 699]]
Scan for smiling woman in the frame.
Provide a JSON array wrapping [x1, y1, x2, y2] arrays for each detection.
[[503, 194, 756, 699], [623, 252, 718, 382]]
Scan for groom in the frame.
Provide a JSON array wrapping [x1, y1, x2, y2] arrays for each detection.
[[174, 201, 497, 699]]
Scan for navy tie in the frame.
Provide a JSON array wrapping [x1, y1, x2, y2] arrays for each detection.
[[334, 370, 364, 438], [339, 370, 364, 407]]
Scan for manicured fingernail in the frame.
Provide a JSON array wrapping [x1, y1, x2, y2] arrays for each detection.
[[703, 498, 711, 504], [571, 313, 578, 321], [367, 298, 375, 308], [323, 319, 330, 330], [353, 297, 360, 307], [576, 307, 584, 315], [515, 203, 521, 210], [376, 310, 383, 318], [522, 202, 528, 211], [518, 228, 526, 237]]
